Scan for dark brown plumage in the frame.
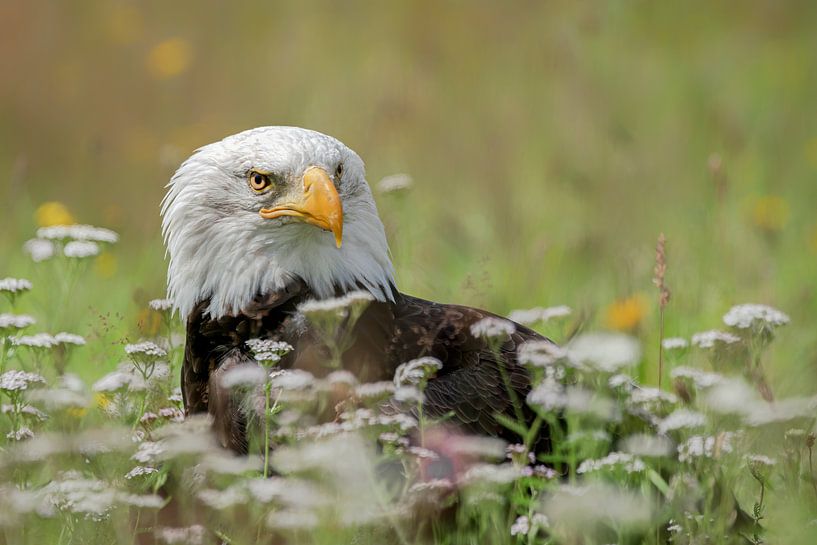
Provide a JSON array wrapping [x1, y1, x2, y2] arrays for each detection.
[[182, 279, 550, 453]]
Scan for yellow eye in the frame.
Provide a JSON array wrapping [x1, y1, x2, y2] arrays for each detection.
[[249, 171, 272, 192]]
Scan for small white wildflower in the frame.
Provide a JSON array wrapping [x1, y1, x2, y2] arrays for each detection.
[[270, 369, 314, 390], [55, 332, 86, 346], [608, 373, 635, 390], [37, 224, 118, 243], [267, 509, 319, 530], [629, 387, 678, 407], [93, 366, 145, 392], [470, 317, 516, 339], [6, 427, 35, 441], [461, 463, 523, 485], [11, 333, 58, 349], [355, 381, 396, 400], [2, 403, 48, 420], [125, 341, 167, 359], [220, 364, 267, 389], [298, 291, 374, 317], [677, 433, 736, 463], [746, 454, 776, 482], [393, 386, 423, 403], [394, 356, 443, 387], [508, 305, 572, 325], [245, 338, 293, 355], [567, 332, 641, 372], [0, 278, 32, 294], [541, 483, 653, 529], [701, 378, 759, 414], [661, 337, 689, 350], [0, 370, 46, 392], [118, 493, 165, 509], [125, 466, 159, 479], [577, 452, 646, 474], [658, 409, 706, 434], [517, 341, 566, 367], [63, 240, 100, 258], [671, 366, 723, 389], [723, 304, 789, 330], [325, 370, 358, 386], [132, 441, 165, 464], [743, 395, 817, 426], [691, 330, 740, 349], [149, 299, 173, 311], [155, 525, 206, 545], [0, 313, 36, 330], [526, 378, 566, 411], [23, 239, 55, 262], [376, 173, 413, 193], [510, 515, 530, 536]]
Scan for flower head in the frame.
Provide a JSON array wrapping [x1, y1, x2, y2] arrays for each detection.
[[0, 313, 36, 331], [149, 299, 173, 311], [0, 370, 46, 392], [661, 337, 689, 351], [517, 340, 566, 367], [63, 240, 100, 258], [23, 239, 56, 262], [691, 330, 741, 349], [11, 333, 59, 349], [376, 173, 413, 193], [470, 317, 515, 340], [393, 357, 443, 387], [507, 305, 571, 325], [125, 341, 167, 359], [37, 224, 119, 243], [0, 278, 32, 295], [567, 332, 641, 372], [723, 304, 790, 330]]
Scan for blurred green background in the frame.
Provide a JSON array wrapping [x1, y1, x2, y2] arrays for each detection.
[[1, 0, 816, 391]]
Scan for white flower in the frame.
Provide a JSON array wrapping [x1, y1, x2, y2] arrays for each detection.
[[125, 466, 159, 479], [628, 387, 678, 408], [55, 332, 86, 346], [517, 341, 566, 367], [670, 366, 723, 389], [0, 370, 46, 392], [11, 333, 58, 349], [691, 330, 740, 349], [132, 441, 165, 464], [63, 240, 100, 258], [677, 433, 736, 462], [577, 452, 646, 474], [723, 304, 789, 329], [658, 409, 706, 434], [155, 525, 206, 545], [270, 369, 314, 390], [93, 366, 146, 392], [567, 332, 641, 372], [376, 173, 413, 193], [6, 427, 35, 441], [507, 305, 572, 325], [298, 291, 374, 316], [37, 224, 118, 243], [220, 364, 267, 389], [355, 381, 395, 400], [0, 313, 36, 330], [149, 299, 173, 311], [701, 378, 759, 414], [393, 386, 423, 403], [325, 370, 358, 386], [461, 463, 524, 485], [245, 338, 293, 355], [541, 483, 653, 529], [125, 341, 167, 359], [470, 317, 515, 339], [394, 356, 443, 387], [0, 278, 32, 294], [510, 515, 530, 536], [526, 378, 566, 411], [23, 239, 56, 262], [661, 337, 689, 350]]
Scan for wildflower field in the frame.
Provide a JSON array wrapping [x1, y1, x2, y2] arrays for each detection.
[[2, 2, 817, 544]]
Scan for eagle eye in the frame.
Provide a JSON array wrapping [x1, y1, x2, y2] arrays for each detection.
[[335, 163, 344, 179], [248, 171, 272, 192]]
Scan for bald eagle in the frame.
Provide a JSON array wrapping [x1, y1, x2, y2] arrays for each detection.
[[161, 127, 550, 452]]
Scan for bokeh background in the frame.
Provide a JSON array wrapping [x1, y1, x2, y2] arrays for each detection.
[[2, 0, 816, 391]]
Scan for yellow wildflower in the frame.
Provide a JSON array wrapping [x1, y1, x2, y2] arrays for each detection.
[[146, 38, 192, 79], [65, 407, 88, 418], [35, 202, 75, 227], [605, 294, 648, 332], [94, 393, 111, 410], [750, 195, 789, 234]]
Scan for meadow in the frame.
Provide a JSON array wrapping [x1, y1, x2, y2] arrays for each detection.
[[1, 1, 817, 543]]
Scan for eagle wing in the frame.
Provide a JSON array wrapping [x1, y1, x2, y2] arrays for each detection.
[[389, 294, 548, 442]]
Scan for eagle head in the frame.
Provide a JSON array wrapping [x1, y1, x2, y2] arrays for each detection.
[[161, 127, 395, 319]]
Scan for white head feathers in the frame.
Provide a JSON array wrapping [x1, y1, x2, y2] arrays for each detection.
[[161, 127, 395, 319]]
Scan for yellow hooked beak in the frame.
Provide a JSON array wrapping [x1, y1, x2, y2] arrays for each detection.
[[259, 166, 343, 248]]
